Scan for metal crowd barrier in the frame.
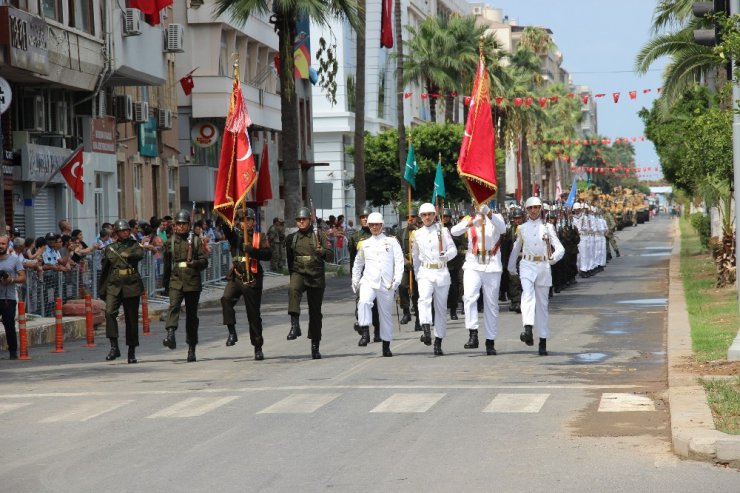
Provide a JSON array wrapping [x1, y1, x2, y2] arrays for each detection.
[[19, 240, 233, 317], [328, 235, 349, 265]]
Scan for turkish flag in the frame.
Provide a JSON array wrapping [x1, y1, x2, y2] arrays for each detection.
[[179, 74, 194, 95], [128, 0, 173, 26], [380, 0, 394, 48], [213, 80, 258, 227], [60, 145, 84, 204], [255, 141, 273, 205]]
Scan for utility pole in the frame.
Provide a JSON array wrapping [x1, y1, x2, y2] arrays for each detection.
[[728, 0, 740, 360]]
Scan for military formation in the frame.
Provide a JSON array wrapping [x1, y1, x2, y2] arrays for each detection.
[[98, 187, 636, 363]]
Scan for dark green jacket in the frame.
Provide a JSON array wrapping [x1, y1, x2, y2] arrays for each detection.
[[348, 226, 371, 271], [286, 228, 333, 287], [223, 224, 271, 281], [163, 233, 209, 292], [98, 238, 144, 299]]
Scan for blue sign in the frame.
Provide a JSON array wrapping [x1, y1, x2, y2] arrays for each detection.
[[138, 116, 158, 157]]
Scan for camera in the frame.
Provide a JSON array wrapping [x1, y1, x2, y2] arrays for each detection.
[[0, 270, 9, 280]]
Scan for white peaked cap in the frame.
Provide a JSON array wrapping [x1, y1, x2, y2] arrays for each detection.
[[419, 203, 436, 214], [524, 196, 542, 208]]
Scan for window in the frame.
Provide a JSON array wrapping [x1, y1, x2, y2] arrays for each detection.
[[10, 1, 31, 10], [68, 0, 94, 35], [218, 31, 229, 77], [167, 166, 177, 214], [133, 164, 143, 219], [94, 173, 105, 233], [117, 161, 124, 218], [41, 0, 61, 21]]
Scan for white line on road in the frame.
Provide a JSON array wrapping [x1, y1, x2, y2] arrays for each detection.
[[40, 400, 133, 422], [0, 402, 31, 415], [483, 393, 550, 413], [370, 393, 445, 413], [597, 393, 656, 412], [257, 393, 341, 414], [147, 396, 239, 418]]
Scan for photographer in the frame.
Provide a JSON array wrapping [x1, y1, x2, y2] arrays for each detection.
[[0, 235, 26, 360]]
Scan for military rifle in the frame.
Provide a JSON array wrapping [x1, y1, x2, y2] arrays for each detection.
[[186, 201, 196, 262]]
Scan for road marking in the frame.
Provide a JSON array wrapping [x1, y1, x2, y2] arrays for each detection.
[[598, 393, 656, 412], [40, 400, 133, 422], [147, 396, 239, 418], [257, 393, 341, 414], [483, 393, 550, 413], [370, 393, 445, 413], [0, 402, 31, 415]]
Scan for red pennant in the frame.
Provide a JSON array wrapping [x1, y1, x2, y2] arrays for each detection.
[[421, 93, 429, 100], [629, 90, 637, 100], [404, 92, 412, 99], [450, 91, 458, 97], [582, 95, 589, 104], [514, 98, 523, 106], [539, 97, 547, 107], [464, 96, 472, 106], [612, 92, 620, 103], [643, 89, 651, 94], [566, 93, 575, 98], [549, 96, 559, 102], [60, 145, 84, 204], [525, 97, 533, 106], [495, 97, 504, 104], [595, 93, 605, 98]]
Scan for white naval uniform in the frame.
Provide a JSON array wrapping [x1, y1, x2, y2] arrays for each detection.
[[411, 223, 458, 338], [450, 213, 506, 341], [351, 233, 405, 342], [507, 218, 565, 339]]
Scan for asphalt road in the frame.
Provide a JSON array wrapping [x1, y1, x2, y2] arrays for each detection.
[[1, 214, 738, 492]]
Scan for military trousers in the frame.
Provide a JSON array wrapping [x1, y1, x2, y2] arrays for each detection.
[[270, 245, 285, 271], [447, 268, 461, 310], [105, 293, 140, 347], [398, 267, 419, 314], [165, 290, 201, 345], [221, 277, 264, 347], [288, 273, 325, 341]]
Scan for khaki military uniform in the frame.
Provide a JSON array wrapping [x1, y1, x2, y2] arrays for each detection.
[[398, 225, 419, 322], [267, 223, 286, 271], [99, 238, 144, 347]]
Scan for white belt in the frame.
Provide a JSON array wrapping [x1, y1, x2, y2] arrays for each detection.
[[523, 255, 545, 262], [422, 262, 447, 269]]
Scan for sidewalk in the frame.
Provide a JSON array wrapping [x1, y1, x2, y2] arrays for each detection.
[[667, 219, 740, 467]]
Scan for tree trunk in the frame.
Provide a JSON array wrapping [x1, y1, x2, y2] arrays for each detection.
[[395, 0, 406, 188], [494, 107, 506, 205], [353, 0, 367, 217], [444, 95, 454, 123], [521, 133, 532, 200], [279, 17, 301, 223]]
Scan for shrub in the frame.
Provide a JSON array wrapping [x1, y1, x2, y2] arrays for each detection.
[[690, 212, 711, 249]]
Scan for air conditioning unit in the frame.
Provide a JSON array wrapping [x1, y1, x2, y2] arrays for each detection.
[[190, 0, 204, 7], [22, 95, 45, 132], [164, 23, 184, 53], [52, 101, 69, 135], [133, 101, 149, 123], [124, 8, 142, 36], [158, 108, 172, 130], [114, 94, 133, 122]]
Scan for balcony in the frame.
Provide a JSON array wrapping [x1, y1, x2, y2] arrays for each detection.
[[190, 75, 281, 130], [108, 8, 166, 86]]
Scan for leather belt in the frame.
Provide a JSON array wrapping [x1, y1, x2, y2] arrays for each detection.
[[523, 255, 545, 262], [175, 261, 188, 268], [118, 268, 135, 275], [422, 262, 446, 269], [295, 255, 312, 261], [233, 256, 247, 262]]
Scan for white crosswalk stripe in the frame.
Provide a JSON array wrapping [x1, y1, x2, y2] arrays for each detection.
[[483, 393, 550, 413], [257, 393, 341, 414], [146, 396, 239, 418], [370, 393, 446, 413], [597, 393, 656, 412], [40, 400, 133, 423], [0, 402, 31, 416]]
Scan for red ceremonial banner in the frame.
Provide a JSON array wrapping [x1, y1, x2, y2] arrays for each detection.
[[380, 0, 394, 48], [60, 145, 85, 204]]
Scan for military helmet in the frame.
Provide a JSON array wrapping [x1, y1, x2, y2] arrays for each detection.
[[114, 219, 130, 232], [442, 208, 453, 217], [175, 210, 191, 224], [244, 208, 256, 219], [409, 208, 419, 217], [359, 206, 373, 217], [296, 207, 311, 219], [511, 207, 524, 218], [547, 211, 558, 220]]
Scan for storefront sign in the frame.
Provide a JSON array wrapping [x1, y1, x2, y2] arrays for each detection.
[[0, 77, 11, 114], [0, 7, 49, 75], [138, 116, 158, 157], [89, 116, 116, 154], [191, 122, 219, 148], [20, 143, 70, 183]]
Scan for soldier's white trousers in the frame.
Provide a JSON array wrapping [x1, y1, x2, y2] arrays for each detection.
[[417, 269, 450, 338], [463, 269, 501, 340], [358, 283, 395, 341], [520, 277, 551, 339]]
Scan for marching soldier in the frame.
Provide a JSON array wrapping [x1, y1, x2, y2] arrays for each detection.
[[442, 209, 464, 320], [162, 210, 209, 362], [351, 213, 404, 356], [348, 206, 381, 345], [502, 207, 524, 312], [99, 220, 144, 364], [267, 217, 286, 272], [398, 209, 420, 330], [412, 203, 457, 356], [507, 197, 564, 356], [285, 206, 334, 359], [221, 208, 272, 360]]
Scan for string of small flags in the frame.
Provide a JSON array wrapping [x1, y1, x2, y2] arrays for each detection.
[[403, 88, 662, 107]]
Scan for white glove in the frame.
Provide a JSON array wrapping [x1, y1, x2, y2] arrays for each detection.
[[352, 282, 359, 294], [548, 256, 558, 266], [479, 204, 490, 216], [438, 252, 448, 262]]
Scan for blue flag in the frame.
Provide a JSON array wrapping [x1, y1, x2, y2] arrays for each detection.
[[565, 177, 577, 208]]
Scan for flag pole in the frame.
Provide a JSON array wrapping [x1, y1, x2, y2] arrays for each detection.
[[406, 135, 414, 299], [35, 144, 84, 196]]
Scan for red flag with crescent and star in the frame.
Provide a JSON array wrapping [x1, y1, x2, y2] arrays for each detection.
[[457, 51, 497, 206], [60, 145, 84, 204], [213, 77, 257, 227]]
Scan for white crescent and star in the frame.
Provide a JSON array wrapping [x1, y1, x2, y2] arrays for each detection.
[[236, 129, 253, 162], [70, 161, 81, 179]]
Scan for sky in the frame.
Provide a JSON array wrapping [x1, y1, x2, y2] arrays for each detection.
[[489, 0, 667, 180]]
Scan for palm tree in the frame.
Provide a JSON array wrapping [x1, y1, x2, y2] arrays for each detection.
[[353, 0, 366, 215], [214, 0, 360, 222]]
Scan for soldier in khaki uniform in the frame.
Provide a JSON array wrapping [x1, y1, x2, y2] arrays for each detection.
[[285, 206, 333, 359], [398, 209, 420, 330], [267, 217, 286, 272], [221, 208, 272, 360], [162, 210, 209, 362], [99, 220, 144, 364]]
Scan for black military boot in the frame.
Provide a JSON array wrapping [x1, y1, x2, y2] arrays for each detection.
[[420, 324, 432, 346], [162, 328, 176, 349], [433, 337, 444, 356], [520, 325, 534, 346], [254, 346, 264, 361], [373, 327, 381, 343], [353, 322, 362, 335], [616, 249, 621, 257], [226, 324, 238, 346], [539, 338, 548, 356], [358, 326, 370, 347], [127, 346, 137, 364], [400, 309, 411, 325], [464, 330, 479, 349], [414, 317, 422, 332], [187, 344, 196, 362], [311, 341, 322, 360], [287, 314, 301, 340], [105, 338, 120, 361], [450, 307, 458, 320], [485, 339, 496, 356], [382, 340, 393, 357]]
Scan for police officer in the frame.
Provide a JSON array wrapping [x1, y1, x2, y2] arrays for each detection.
[[442, 208, 464, 320], [398, 209, 420, 329], [348, 206, 380, 345], [162, 210, 209, 362], [285, 206, 333, 359], [221, 208, 272, 360], [98, 220, 144, 363]]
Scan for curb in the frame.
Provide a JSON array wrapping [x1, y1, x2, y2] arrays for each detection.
[[667, 218, 740, 467]]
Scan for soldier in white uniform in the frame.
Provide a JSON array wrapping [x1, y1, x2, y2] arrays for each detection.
[[451, 204, 506, 355], [351, 213, 405, 357], [412, 202, 458, 356], [508, 197, 565, 355]]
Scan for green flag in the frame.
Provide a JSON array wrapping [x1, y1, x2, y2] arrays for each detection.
[[432, 157, 446, 203], [404, 143, 418, 190]]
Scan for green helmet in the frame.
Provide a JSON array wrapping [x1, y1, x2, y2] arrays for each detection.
[[511, 207, 524, 218], [114, 219, 130, 232], [175, 210, 191, 224], [547, 211, 558, 219], [442, 208, 453, 217], [359, 206, 373, 217], [409, 208, 418, 217], [296, 207, 311, 219], [245, 208, 256, 219]]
